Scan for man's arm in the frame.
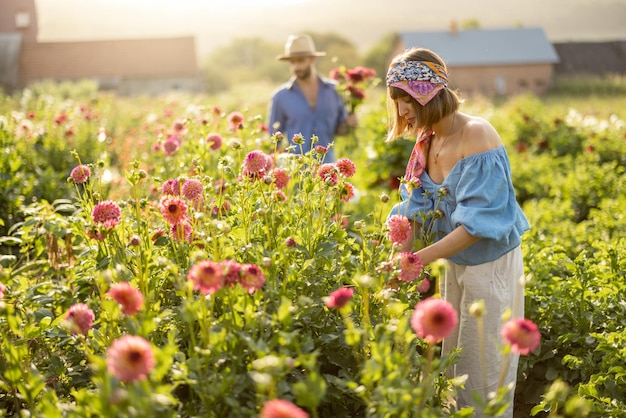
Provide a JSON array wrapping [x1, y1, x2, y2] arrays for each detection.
[[335, 113, 358, 136]]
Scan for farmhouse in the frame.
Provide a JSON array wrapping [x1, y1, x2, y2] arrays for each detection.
[[393, 26, 560, 97], [0, 0, 202, 95], [552, 40, 626, 77]]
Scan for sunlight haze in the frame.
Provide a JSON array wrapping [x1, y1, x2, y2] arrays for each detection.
[[35, 0, 626, 58]]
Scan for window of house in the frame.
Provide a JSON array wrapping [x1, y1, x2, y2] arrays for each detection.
[[495, 76, 507, 95], [15, 12, 31, 28]]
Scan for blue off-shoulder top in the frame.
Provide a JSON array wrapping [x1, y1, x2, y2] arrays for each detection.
[[389, 146, 530, 265]]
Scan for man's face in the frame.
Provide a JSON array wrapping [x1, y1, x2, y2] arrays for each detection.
[[287, 56, 315, 80]]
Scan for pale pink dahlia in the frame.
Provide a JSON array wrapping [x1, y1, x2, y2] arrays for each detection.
[[160, 197, 188, 225], [317, 163, 338, 185], [92, 200, 121, 228], [335, 158, 356, 178], [260, 399, 309, 418], [220, 259, 242, 287], [187, 260, 224, 295], [108, 282, 144, 315], [314, 145, 328, 155], [416, 277, 431, 293], [182, 178, 203, 201], [340, 182, 355, 203], [396, 251, 423, 282], [163, 135, 180, 156], [228, 111, 244, 130], [410, 298, 458, 344], [206, 132, 223, 150], [272, 167, 290, 190], [106, 335, 155, 382], [386, 214, 412, 245], [70, 164, 91, 184], [239, 263, 266, 294], [162, 179, 181, 196], [243, 150, 269, 175], [65, 303, 95, 335], [501, 318, 541, 355]]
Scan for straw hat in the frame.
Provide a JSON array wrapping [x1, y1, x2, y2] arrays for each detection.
[[277, 34, 326, 60]]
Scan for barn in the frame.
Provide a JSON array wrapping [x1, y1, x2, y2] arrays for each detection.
[[0, 0, 202, 95], [393, 26, 560, 97]]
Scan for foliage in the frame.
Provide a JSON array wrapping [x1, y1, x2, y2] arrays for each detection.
[[1, 83, 626, 417], [548, 75, 626, 97], [199, 32, 360, 94], [0, 89, 482, 417], [362, 32, 400, 81], [0, 89, 110, 241]]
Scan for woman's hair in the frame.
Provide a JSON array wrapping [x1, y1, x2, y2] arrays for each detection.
[[386, 48, 461, 142]]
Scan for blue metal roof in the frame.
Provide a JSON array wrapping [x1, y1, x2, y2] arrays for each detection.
[[399, 27, 560, 66]]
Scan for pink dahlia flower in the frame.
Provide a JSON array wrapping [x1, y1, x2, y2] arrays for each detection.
[[239, 263, 266, 294], [325, 287, 354, 309], [92, 200, 121, 228], [340, 182, 355, 203], [108, 282, 144, 315], [206, 132, 223, 150], [182, 178, 203, 201], [261, 399, 309, 418], [106, 335, 155, 382], [314, 145, 328, 155], [220, 259, 242, 287], [227, 111, 244, 130], [162, 179, 181, 196], [416, 277, 431, 294], [243, 150, 270, 175], [410, 298, 458, 344], [70, 164, 91, 184], [396, 251, 423, 282], [501, 318, 541, 355], [187, 260, 224, 295], [386, 214, 412, 245], [272, 167, 290, 190], [162, 135, 181, 156], [160, 197, 188, 225], [317, 163, 338, 185], [335, 158, 356, 178], [65, 303, 95, 335]]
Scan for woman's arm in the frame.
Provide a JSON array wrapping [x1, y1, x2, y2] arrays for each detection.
[[416, 225, 480, 265]]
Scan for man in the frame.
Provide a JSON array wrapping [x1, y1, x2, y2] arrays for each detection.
[[268, 34, 357, 162]]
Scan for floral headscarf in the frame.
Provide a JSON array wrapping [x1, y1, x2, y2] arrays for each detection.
[[386, 61, 448, 105]]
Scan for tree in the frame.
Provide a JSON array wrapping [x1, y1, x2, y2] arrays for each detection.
[[199, 33, 360, 87], [362, 32, 399, 80]]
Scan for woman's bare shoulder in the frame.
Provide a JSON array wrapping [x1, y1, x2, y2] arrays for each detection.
[[460, 115, 503, 157]]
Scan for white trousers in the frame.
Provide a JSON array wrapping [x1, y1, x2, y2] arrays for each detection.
[[441, 246, 525, 418]]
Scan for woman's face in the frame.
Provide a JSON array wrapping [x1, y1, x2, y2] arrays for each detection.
[[396, 97, 417, 129]]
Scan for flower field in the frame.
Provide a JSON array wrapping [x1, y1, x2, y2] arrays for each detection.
[[1, 81, 625, 417]]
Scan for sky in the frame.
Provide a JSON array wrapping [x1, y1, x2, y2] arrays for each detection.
[[35, 0, 626, 58]]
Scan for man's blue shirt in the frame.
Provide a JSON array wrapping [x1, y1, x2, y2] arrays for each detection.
[[268, 76, 347, 162]]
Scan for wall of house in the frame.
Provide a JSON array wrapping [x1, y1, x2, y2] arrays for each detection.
[[448, 63, 554, 97], [19, 38, 199, 84], [0, 0, 38, 42]]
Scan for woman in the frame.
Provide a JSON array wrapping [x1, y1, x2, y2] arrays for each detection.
[[386, 47, 530, 416]]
